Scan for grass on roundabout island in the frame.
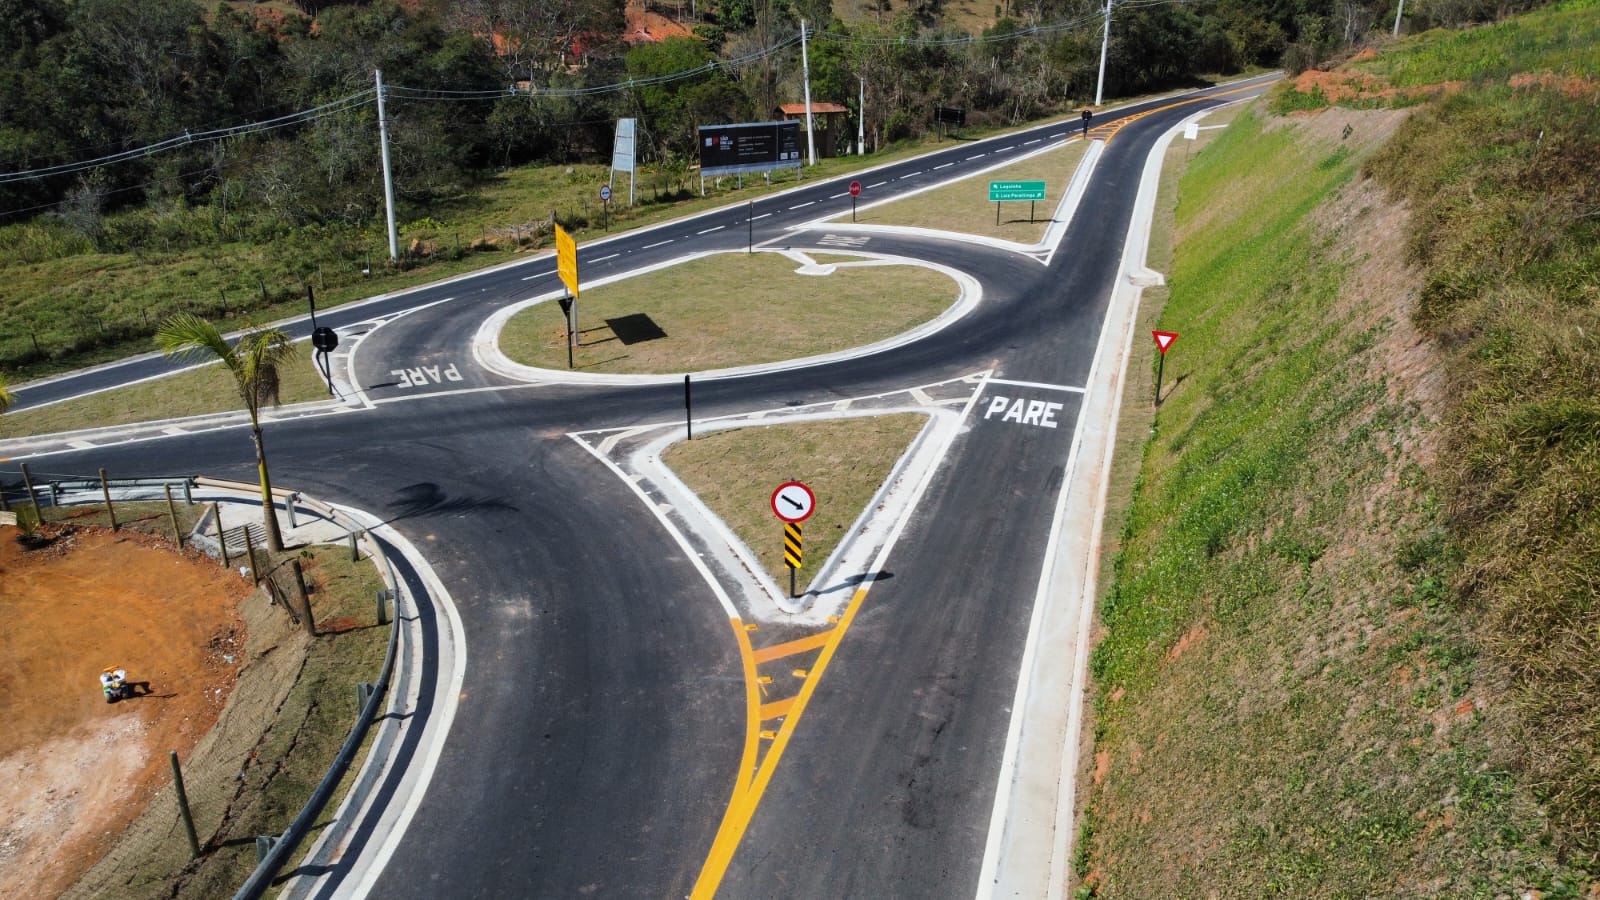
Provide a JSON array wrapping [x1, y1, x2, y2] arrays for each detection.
[[498, 251, 958, 374]]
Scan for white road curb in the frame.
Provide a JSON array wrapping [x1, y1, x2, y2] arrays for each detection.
[[975, 104, 1222, 900]]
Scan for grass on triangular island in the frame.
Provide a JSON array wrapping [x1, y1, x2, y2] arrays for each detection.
[[662, 414, 926, 590]]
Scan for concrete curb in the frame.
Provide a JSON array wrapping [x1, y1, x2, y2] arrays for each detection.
[[975, 103, 1230, 899]]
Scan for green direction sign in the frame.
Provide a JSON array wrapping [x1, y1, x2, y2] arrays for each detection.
[[989, 180, 1047, 202]]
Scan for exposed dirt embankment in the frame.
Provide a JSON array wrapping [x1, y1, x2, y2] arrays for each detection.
[[0, 526, 249, 899]]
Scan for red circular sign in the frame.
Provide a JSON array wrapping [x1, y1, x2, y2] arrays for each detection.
[[770, 481, 816, 522], [849, 181, 862, 197]]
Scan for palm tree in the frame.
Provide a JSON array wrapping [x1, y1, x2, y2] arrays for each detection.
[[156, 314, 293, 552]]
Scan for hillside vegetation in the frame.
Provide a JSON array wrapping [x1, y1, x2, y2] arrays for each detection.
[[1080, 0, 1599, 894], [2, 0, 1551, 380]]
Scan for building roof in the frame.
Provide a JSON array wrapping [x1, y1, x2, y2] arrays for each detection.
[[778, 102, 850, 115]]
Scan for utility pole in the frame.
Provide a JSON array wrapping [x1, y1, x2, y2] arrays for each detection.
[[1095, 0, 1112, 107], [375, 69, 399, 262], [1392, 0, 1405, 35], [801, 20, 816, 166], [858, 76, 866, 155]]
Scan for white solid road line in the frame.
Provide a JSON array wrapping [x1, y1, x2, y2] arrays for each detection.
[[697, 225, 725, 234], [642, 239, 674, 249], [988, 378, 1087, 393]]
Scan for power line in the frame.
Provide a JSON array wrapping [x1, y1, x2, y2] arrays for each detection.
[[0, 4, 1206, 188], [0, 91, 376, 185]]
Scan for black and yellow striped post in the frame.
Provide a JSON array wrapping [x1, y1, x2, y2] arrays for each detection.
[[783, 521, 803, 598]]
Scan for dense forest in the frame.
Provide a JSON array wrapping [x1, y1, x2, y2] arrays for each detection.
[[0, 0, 1538, 244]]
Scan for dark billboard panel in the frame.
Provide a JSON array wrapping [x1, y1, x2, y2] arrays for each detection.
[[698, 121, 803, 177]]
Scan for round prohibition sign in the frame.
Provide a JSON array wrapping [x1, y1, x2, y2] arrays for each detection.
[[771, 481, 816, 523], [600, 184, 612, 202]]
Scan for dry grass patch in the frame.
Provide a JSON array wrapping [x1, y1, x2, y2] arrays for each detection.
[[500, 252, 956, 374], [662, 414, 927, 588], [835, 140, 1089, 242], [0, 343, 332, 440]]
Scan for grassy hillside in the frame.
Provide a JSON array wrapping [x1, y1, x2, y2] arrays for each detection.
[[1079, 1, 1600, 895]]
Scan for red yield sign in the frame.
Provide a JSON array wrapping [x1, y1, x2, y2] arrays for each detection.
[[1152, 331, 1179, 354], [848, 181, 862, 197]]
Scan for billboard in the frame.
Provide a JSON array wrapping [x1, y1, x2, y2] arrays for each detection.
[[698, 121, 803, 177]]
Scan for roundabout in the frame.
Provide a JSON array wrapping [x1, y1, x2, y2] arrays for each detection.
[[0, 76, 1276, 898]]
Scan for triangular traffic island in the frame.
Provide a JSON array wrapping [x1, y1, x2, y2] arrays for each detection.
[[661, 412, 925, 602], [568, 373, 986, 897]]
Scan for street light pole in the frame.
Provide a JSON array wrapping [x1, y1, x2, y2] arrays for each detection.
[[375, 69, 400, 262], [801, 19, 816, 166], [1095, 0, 1112, 107]]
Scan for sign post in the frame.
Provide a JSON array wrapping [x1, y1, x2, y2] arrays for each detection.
[[555, 223, 579, 347], [557, 295, 574, 368], [1152, 330, 1178, 404], [772, 481, 816, 599], [849, 180, 861, 222], [600, 184, 612, 231]]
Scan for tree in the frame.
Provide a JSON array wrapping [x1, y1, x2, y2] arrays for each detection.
[[0, 371, 13, 413], [155, 315, 293, 552]]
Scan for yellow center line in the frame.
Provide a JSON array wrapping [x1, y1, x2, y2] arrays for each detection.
[[1098, 82, 1266, 143], [712, 619, 760, 794], [757, 696, 796, 721], [690, 585, 875, 899], [750, 629, 834, 664]]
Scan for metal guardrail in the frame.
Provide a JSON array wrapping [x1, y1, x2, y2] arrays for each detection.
[[234, 544, 400, 899]]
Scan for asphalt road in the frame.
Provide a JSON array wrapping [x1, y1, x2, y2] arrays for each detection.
[[2, 74, 1275, 898]]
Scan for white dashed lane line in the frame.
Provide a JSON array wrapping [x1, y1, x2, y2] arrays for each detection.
[[643, 239, 674, 249], [520, 270, 553, 281], [1050, 132, 1067, 139], [751, 212, 773, 220], [789, 201, 816, 209], [934, 162, 954, 170], [867, 181, 887, 189], [902, 170, 921, 177], [829, 192, 849, 199], [966, 154, 985, 161], [697, 225, 725, 234], [1024, 139, 1041, 145], [589, 253, 619, 263]]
